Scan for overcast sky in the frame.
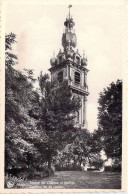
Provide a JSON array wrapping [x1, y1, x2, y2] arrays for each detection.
[[5, 0, 125, 132]]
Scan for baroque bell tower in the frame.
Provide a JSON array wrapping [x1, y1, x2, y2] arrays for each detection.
[[49, 5, 89, 129]]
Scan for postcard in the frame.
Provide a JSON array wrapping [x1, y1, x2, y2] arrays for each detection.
[[0, 0, 127, 192]]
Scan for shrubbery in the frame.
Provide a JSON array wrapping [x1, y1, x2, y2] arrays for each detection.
[[5, 165, 55, 188], [5, 174, 25, 188], [104, 165, 121, 172], [55, 164, 83, 171], [35, 164, 55, 178]]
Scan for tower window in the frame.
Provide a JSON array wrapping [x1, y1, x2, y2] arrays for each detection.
[[76, 56, 80, 63], [75, 72, 80, 84], [58, 71, 63, 83]]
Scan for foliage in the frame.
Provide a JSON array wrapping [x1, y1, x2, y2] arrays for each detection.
[[97, 80, 122, 160], [88, 153, 104, 169], [104, 165, 121, 172], [35, 164, 55, 178], [38, 72, 81, 132], [5, 33, 46, 171], [5, 33, 18, 67], [37, 73, 81, 169], [55, 163, 83, 171], [53, 129, 103, 169], [5, 33, 82, 173], [5, 173, 25, 188]]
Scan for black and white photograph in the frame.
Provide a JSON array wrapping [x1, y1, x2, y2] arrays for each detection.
[[0, 0, 127, 192]]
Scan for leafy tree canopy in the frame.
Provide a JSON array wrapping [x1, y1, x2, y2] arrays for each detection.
[[37, 73, 82, 168], [97, 79, 122, 160], [5, 33, 45, 169]]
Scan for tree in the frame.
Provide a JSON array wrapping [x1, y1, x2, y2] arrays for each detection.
[[97, 80, 122, 161], [5, 33, 18, 68], [5, 33, 45, 170], [38, 72, 81, 169], [53, 129, 104, 170], [87, 153, 104, 169], [53, 129, 91, 168]]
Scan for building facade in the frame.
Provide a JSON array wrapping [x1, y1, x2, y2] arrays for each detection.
[[49, 6, 89, 129]]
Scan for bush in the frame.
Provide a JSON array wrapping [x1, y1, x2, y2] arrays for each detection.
[[6, 168, 30, 180], [18, 170, 30, 180], [6, 168, 28, 177], [5, 174, 25, 188], [5, 165, 55, 182], [28, 164, 55, 179], [87, 168, 100, 171], [55, 164, 83, 171], [104, 165, 121, 172]]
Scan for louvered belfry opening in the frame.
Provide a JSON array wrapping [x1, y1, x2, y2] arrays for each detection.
[[75, 72, 80, 84]]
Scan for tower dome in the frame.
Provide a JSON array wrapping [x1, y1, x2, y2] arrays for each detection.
[[64, 17, 75, 29]]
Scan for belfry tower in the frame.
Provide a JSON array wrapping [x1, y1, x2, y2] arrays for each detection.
[[49, 5, 89, 129]]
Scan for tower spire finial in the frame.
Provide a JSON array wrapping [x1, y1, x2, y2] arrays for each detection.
[[68, 4, 72, 18]]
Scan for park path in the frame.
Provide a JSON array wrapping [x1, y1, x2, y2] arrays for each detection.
[[24, 171, 121, 189]]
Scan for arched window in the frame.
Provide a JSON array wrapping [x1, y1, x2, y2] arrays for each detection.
[[76, 56, 80, 63], [74, 72, 80, 84], [57, 71, 63, 83]]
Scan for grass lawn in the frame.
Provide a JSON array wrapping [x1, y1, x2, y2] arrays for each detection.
[[23, 171, 121, 189]]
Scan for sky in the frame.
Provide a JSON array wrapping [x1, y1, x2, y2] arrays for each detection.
[[5, 0, 125, 132]]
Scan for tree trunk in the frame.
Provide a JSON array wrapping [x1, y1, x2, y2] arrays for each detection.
[[88, 156, 91, 167], [48, 151, 52, 169], [79, 160, 82, 167], [73, 159, 76, 166]]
